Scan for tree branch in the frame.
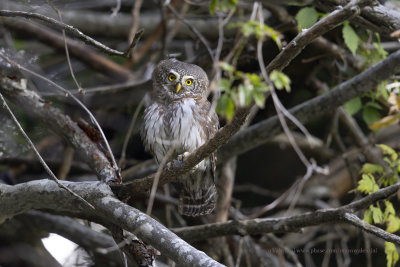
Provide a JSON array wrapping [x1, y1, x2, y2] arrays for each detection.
[[111, 107, 250, 196], [173, 182, 400, 242], [219, 48, 400, 163], [2, 18, 135, 82], [0, 75, 119, 183], [0, 180, 224, 267], [266, 0, 372, 72], [0, 10, 138, 57], [111, 0, 379, 196]]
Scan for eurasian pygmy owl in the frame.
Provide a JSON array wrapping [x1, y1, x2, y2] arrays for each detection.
[[141, 58, 219, 216]]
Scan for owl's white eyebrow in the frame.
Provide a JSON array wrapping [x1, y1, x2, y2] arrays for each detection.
[[182, 75, 194, 80], [169, 69, 179, 76]]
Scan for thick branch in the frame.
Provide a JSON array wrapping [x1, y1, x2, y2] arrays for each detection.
[[315, 0, 400, 36], [0, 75, 118, 183], [266, 0, 372, 72], [0, 180, 224, 267], [219, 48, 400, 163], [173, 183, 400, 242]]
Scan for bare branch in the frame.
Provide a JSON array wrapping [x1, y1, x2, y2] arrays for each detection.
[[0, 92, 94, 209], [0, 180, 225, 267], [173, 182, 400, 242], [0, 10, 138, 57], [266, 0, 373, 72], [219, 48, 400, 163], [0, 74, 118, 183]]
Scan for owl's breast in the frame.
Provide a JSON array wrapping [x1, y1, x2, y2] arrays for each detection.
[[142, 98, 206, 164]]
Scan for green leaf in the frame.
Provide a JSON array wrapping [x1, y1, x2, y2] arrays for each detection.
[[377, 144, 398, 161], [363, 209, 373, 224], [269, 70, 291, 92], [387, 215, 400, 233], [210, 0, 217, 15], [370, 205, 384, 224], [357, 173, 379, 194], [360, 163, 383, 174], [219, 62, 236, 73], [253, 92, 265, 108], [295, 7, 319, 30], [217, 94, 235, 120], [384, 200, 396, 220], [363, 106, 381, 127], [237, 84, 247, 107], [344, 97, 362, 115], [219, 78, 231, 92], [365, 101, 383, 110], [385, 242, 399, 267], [342, 22, 359, 55], [210, 0, 237, 15]]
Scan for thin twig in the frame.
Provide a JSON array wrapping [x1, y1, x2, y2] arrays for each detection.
[[111, 0, 122, 17], [0, 53, 121, 182], [146, 146, 177, 216], [255, 6, 327, 215], [118, 98, 145, 168], [0, 10, 139, 57], [0, 92, 94, 209], [45, 0, 84, 93], [165, 3, 214, 59]]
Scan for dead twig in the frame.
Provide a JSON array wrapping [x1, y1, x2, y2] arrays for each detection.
[[0, 10, 140, 57], [0, 92, 95, 210]]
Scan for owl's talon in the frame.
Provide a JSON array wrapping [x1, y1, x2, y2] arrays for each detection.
[[165, 161, 174, 171], [177, 152, 190, 163]]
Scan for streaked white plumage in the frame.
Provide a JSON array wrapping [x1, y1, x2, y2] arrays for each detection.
[[141, 59, 219, 216]]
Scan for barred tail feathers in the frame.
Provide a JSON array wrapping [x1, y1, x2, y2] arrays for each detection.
[[179, 183, 217, 216]]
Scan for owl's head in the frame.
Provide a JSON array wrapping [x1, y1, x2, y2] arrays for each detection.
[[152, 59, 209, 101]]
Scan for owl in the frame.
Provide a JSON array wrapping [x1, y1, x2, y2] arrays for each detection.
[[141, 58, 219, 216]]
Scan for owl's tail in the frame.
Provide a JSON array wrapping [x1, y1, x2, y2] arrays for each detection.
[[178, 184, 217, 217]]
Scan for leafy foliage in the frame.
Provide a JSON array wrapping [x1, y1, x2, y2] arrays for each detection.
[[295, 7, 319, 30], [210, 0, 237, 15], [233, 20, 282, 49], [269, 70, 291, 93], [357, 173, 379, 194], [385, 242, 399, 267], [216, 62, 272, 120], [358, 144, 400, 267], [344, 97, 362, 115], [342, 22, 359, 55]]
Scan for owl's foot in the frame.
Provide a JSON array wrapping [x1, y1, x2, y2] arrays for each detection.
[[165, 152, 190, 170]]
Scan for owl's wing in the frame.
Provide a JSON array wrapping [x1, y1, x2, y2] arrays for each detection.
[[203, 101, 219, 182]]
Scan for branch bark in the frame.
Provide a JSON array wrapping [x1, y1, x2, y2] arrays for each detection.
[[0, 75, 119, 183], [218, 48, 400, 163], [0, 180, 224, 267], [173, 182, 400, 242]]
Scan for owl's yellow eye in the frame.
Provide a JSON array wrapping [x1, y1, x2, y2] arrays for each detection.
[[185, 79, 193, 86], [168, 74, 176, 81]]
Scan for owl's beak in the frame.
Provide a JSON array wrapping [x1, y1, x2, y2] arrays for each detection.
[[175, 83, 182, 93]]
